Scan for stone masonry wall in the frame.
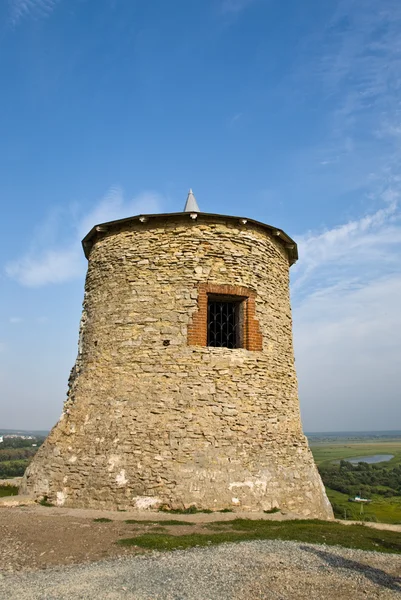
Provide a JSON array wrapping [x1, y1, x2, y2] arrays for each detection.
[[21, 216, 333, 518]]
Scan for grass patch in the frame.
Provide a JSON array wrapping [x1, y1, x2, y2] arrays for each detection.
[[118, 518, 401, 554], [161, 520, 196, 526], [264, 507, 280, 514], [93, 517, 113, 523], [0, 485, 18, 497], [125, 519, 195, 526], [159, 505, 213, 514], [218, 508, 233, 513], [120, 531, 238, 551], [327, 488, 401, 524], [204, 522, 233, 531]]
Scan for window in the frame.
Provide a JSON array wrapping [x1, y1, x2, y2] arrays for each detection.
[[187, 284, 263, 351], [207, 298, 242, 348]]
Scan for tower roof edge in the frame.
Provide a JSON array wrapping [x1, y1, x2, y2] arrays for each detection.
[[81, 211, 298, 264]]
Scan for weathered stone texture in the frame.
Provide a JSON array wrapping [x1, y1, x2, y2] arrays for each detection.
[[21, 216, 333, 518]]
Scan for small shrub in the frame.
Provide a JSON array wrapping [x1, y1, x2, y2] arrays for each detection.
[[219, 508, 234, 513], [362, 514, 378, 523], [263, 507, 280, 514], [39, 495, 54, 507], [93, 517, 112, 522]]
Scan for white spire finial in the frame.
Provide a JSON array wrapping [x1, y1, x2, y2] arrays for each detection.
[[183, 189, 200, 212]]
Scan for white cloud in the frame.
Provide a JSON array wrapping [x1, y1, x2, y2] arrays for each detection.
[[9, 317, 23, 324], [6, 246, 83, 287], [8, 0, 60, 25], [5, 187, 162, 287], [292, 203, 401, 431]]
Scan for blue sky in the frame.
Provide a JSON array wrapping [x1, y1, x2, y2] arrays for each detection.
[[1, 0, 400, 431]]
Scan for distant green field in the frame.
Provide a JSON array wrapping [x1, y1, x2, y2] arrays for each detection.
[[309, 439, 401, 524], [310, 441, 401, 467]]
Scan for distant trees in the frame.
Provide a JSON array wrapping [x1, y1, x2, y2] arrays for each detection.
[[0, 437, 45, 449], [318, 460, 401, 497], [0, 460, 30, 478], [0, 436, 45, 478], [0, 447, 37, 461]]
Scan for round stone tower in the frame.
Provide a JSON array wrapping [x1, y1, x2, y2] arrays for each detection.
[[21, 191, 333, 518]]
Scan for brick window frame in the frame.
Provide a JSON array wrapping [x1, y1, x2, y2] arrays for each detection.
[[187, 284, 263, 351]]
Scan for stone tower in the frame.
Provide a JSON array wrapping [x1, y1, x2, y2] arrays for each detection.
[[21, 192, 333, 518]]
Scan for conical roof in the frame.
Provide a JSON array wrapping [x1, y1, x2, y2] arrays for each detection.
[[183, 189, 200, 212]]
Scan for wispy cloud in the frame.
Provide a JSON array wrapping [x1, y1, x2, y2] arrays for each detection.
[[9, 317, 23, 324], [220, 0, 255, 14], [292, 199, 401, 430], [281, 1, 401, 429], [5, 187, 162, 287], [8, 0, 60, 25], [228, 112, 243, 127], [315, 0, 401, 172], [293, 199, 401, 298]]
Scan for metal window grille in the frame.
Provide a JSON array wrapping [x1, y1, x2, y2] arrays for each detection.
[[207, 301, 240, 348]]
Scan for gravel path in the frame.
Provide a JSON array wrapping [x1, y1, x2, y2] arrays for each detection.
[[1, 540, 400, 600]]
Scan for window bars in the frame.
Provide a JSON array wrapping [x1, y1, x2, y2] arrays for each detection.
[[207, 301, 240, 348]]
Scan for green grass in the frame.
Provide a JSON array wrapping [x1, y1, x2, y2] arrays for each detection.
[[0, 485, 18, 497], [93, 517, 113, 522], [118, 518, 401, 554]]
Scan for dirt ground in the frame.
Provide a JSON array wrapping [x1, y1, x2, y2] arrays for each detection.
[[0, 503, 274, 572], [1, 502, 401, 574], [0, 507, 138, 572]]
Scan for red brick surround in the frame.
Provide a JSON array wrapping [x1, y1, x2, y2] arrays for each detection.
[[187, 283, 263, 351]]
